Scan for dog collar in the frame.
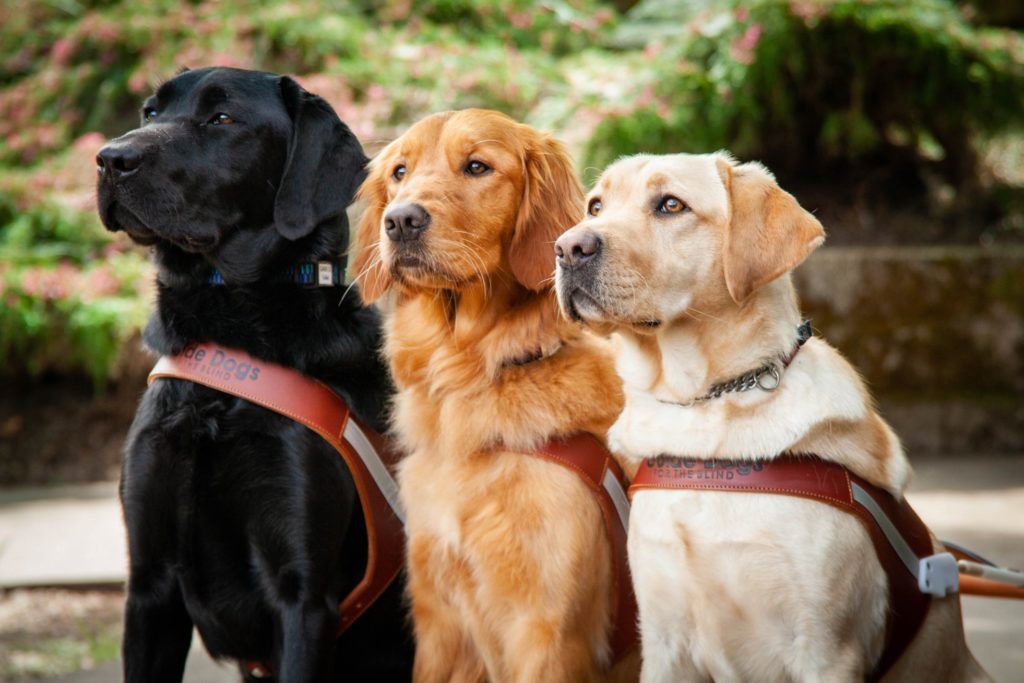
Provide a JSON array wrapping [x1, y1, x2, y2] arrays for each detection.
[[501, 340, 564, 369], [659, 320, 812, 407], [207, 260, 345, 287]]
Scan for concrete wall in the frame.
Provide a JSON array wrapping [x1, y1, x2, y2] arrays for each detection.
[[793, 246, 1024, 455]]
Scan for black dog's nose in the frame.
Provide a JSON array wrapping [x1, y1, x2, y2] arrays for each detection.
[[96, 143, 143, 180], [555, 230, 602, 268], [384, 203, 430, 242]]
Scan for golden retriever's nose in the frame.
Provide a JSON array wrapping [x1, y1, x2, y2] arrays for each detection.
[[385, 203, 431, 242], [555, 230, 601, 269]]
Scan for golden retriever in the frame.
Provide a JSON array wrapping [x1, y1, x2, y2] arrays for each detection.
[[554, 152, 989, 682], [352, 109, 638, 683]]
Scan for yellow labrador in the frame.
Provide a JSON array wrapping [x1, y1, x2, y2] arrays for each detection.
[[554, 152, 989, 682]]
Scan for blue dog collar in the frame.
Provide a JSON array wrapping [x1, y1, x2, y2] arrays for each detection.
[[208, 261, 344, 287]]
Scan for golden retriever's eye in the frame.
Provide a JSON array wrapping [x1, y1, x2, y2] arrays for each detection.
[[587, 198, 602, 217], [465, 160, 491, 176], [657, 196, 688, 214], [209, 113, 234, 126], [392, 164, 407, 181]]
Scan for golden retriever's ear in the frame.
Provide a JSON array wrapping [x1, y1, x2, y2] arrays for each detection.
[[717, 157, 825, 304], [510, 130, 584, 291], [350, 158, 392, 304]]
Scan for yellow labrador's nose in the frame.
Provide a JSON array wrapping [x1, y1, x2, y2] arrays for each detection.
[[555, 230, 602, 269]]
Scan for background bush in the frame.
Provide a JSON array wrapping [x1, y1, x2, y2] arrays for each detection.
[[0, 0, 1021, 386], [589, 0, 1024, 205]]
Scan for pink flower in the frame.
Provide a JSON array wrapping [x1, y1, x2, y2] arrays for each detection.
[[20, 266, 73, 301], [789, 1, 823, 22], [82, 266, 121, 300], [510, 12, 533, 29], [730, 23, 763, 64], [734, 7, 750, 22], [128, 70, 149, 94], [636, 84, 656, 108], [739, 23, 763, 51], [51, 38, 75, 66], [73, 132, 106, 154]]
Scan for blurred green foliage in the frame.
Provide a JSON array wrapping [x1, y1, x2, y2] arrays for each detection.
[[587, 0, 1024, 192], [0, 185, 149, 388], [0, 0, 1021, 384]]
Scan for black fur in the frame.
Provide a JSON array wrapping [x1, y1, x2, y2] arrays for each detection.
[[97, 67, 412, 682]]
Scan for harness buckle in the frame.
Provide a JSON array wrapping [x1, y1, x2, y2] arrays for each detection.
[[918, 552, 959, 597]]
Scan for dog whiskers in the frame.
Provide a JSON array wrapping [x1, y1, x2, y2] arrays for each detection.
[[341, 249, 385, 303]]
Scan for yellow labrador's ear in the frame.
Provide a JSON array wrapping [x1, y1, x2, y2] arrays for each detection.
[[717, 157, 825, 304], [510, 128, 584, 291], [350, 154, 394, 304]]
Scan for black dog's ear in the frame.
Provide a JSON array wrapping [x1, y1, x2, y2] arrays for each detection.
[[274, 76, 369, 241]]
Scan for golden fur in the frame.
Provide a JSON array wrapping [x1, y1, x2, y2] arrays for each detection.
[[555, 152, 988, 682], [353, 109, 637, 682]]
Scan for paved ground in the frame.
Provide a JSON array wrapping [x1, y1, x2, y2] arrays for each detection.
[[1, 456, 1021, 682]]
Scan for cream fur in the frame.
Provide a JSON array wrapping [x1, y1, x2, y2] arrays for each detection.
[[555, 152, 989, 682]]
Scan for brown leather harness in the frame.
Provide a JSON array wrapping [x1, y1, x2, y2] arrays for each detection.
[[524, 433, 639, 663], [148, 343, 405, 678], [630, 454, 940, 681]]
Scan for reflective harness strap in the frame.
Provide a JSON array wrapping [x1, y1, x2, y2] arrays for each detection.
[[522, 433, 639, 664], [148, 343, 406, 677], [629, 454, 939, 682]]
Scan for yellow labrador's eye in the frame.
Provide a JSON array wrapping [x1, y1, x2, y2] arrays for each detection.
[[392, 164, 407, 181], [465, 160, 491, 176], [587, 198, 602, 217], [210, 113, 235, 125], [657, 196, 688, 214]]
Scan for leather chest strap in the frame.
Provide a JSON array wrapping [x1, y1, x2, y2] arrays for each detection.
[[629, 455, 932, 682], [148, 343, 405, 636], [525, 433, 638, 663]]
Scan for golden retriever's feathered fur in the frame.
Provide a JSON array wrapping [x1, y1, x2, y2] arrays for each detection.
[[353, 109, 637, 682]]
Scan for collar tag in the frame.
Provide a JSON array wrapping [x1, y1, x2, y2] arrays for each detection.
[[317, 261, 334, 286]]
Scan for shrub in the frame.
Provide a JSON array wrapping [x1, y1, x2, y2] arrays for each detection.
[[1, 0, 1022, 385], [585, 0, 1024, 202], [0, 139, 151, 387], [0, 253, 151, 388]]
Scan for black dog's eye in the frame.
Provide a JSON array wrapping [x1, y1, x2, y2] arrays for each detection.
[[657, 196, 688, 215], [465, 160, 491, 176], [210, 113, 235, 126], [392, 165, 406, 181], [143, 108, 158, 122], [588, 198, 602, 217]]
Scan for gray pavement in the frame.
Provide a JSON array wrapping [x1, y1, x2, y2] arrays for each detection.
[[1, 456, 1021, 682], [909, 456, 1024, 683]]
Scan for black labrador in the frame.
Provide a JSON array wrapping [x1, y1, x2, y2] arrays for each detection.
[[96, 67, 412, 682]]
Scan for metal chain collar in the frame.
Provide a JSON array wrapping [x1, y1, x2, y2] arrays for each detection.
[[659, 321, 812, 408]]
